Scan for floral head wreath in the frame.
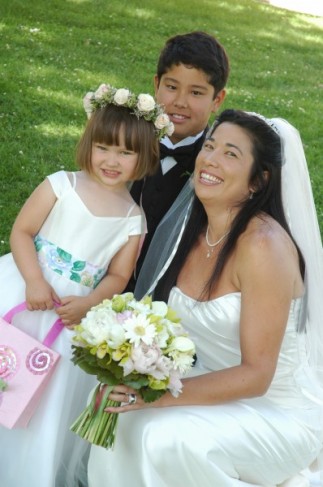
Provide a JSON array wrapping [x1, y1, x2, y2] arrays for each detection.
[[83, 83, 174, 140]]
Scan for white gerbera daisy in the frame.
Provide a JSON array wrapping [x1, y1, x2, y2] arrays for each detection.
[[123, 314, 156, 347]]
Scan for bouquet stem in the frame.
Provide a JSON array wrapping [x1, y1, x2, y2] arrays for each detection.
[[70, 383, 119, 449]]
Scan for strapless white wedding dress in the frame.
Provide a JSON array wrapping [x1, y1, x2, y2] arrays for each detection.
[[87, 288, 323, 487]]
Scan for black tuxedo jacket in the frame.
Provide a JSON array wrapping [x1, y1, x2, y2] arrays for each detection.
[[129, 128, 208, 286]]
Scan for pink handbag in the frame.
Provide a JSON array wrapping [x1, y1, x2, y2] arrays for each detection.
[[0, 303, 64, 429]]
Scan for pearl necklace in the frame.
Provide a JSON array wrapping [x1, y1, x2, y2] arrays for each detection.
[[205, 226, 229, 258]]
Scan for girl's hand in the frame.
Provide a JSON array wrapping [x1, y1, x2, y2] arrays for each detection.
[[25, 278, 60, 311], [55, 295, 92, 327]]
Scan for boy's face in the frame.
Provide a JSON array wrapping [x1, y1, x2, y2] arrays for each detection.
[[154, 63, 225, 144]]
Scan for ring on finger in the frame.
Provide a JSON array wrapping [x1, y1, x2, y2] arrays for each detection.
[[126, 393, 137, 405]]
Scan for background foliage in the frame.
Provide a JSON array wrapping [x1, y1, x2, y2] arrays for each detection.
[[1, 0, 322, 255]]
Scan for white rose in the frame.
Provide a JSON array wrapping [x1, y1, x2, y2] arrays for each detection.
[[81, 308, 118, 345], [83, 92, 94, 118], [114, 88, 130, 105], [94, 83, 110, 100], [166, 121, 175, 136], [151, 301, 168, 317], [154, 113, 171, 130], [168, 336, 195, 353], [107, 324, 126, 349], [137, 94, 155, 112]]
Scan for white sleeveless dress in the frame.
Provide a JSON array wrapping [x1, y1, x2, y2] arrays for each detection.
[[88, 287, 323, 487], [0, 170, 144, 487]]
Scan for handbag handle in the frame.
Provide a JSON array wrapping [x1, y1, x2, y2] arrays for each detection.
[[2, 302, 64, 348]]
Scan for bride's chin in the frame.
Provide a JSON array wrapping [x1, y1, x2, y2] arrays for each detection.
[[195, 185, 217, 202]]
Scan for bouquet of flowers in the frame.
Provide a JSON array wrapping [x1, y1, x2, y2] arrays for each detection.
[[70, 292, 196, 449]]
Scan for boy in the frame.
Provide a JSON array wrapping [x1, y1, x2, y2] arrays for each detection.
[[130, 31, 229, 286]]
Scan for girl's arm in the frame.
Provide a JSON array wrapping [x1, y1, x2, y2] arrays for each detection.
[[105, 228, 301, 412], [56, 234, 141, 325], [10, 178, 60, 310]]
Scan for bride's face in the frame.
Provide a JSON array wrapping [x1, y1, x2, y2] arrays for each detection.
[[194, 122, 255, 209]]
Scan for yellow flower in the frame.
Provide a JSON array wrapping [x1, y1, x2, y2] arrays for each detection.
[[96, 345, 108, 359], [112, 342, 132, 362], [148, 377, 168, 390]]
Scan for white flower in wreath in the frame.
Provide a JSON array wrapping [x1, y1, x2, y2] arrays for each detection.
[[94, 83, 110, 100], [137, 93, 155, 112], [154, 113, 171, 130], [114, 88, 130, 105], [83, 91, 94, 118], [166, 121, 175, 136]]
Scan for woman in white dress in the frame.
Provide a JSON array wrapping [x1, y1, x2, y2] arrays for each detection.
[[88, 110, 323, 487], [0, 84, 174, 487]]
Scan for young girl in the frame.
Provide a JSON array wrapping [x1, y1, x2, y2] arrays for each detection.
[[0, 83, 173, 487]]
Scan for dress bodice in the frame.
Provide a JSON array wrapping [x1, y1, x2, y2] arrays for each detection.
[[38, 171, 144, 269], [169, 287, 312, 409]]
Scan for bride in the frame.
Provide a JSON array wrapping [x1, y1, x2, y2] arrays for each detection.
[[87, 110, 323, 486]]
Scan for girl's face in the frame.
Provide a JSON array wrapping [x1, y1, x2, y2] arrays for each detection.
[[90, 129, 139, 189], [194, 122, 254, 210]]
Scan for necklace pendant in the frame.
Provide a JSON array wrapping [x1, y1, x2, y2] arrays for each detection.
[[205, 225, 229, 258]]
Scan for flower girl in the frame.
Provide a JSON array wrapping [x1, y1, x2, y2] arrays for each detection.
[[0, 83, 173, 487]]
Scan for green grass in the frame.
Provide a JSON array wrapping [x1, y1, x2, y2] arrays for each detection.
[[1, 0, 322, 255]]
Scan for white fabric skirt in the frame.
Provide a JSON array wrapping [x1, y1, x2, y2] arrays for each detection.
[[88, 398, 321, 487]]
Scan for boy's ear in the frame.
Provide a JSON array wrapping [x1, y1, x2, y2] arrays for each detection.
[[211, 89, 226, 113], [153, 75, 160, 96]]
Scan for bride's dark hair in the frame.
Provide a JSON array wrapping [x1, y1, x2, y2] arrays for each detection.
[[154, 109, 305, 301]]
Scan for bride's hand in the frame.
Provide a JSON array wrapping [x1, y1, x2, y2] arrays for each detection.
[[103, 385, 150, 413]]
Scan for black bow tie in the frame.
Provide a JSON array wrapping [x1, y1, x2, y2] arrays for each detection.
[[159, 136, 205, 169]]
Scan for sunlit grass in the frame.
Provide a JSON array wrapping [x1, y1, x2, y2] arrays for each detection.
[[0, 0, 322, 254]]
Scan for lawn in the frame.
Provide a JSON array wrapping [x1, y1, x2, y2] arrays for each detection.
[[1, 0, 322, 255]]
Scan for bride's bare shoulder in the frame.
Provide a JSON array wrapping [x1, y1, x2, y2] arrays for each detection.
[[238, 214, 298, 259]]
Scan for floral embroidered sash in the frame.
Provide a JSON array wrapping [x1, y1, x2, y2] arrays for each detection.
[[34, 235, 106, 288]]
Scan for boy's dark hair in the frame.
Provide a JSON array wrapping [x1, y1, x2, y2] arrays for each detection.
[[156, 31, 229, 97], [76, 104, 159, 180]]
